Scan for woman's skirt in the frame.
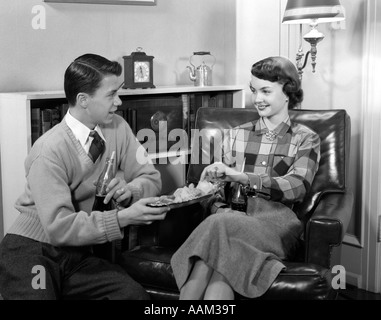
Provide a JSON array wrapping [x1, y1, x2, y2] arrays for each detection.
[[170, 199, 302, 298]]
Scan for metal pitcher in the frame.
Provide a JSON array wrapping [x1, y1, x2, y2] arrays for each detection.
[[186, 51, 216, 87]]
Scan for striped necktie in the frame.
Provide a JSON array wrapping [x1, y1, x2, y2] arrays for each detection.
[[88, 130, 105, 163]]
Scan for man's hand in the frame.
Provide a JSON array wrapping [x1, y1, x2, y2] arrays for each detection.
[[117, 198, 170, 228], [104, 177, 132, 206]]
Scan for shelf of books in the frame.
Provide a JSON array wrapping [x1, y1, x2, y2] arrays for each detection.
[[0, 85, 244, 236]]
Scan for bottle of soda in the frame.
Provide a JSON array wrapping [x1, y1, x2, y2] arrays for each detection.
[[231, 182, 247, 212], [92, 151, 118, 262], [231, 158, 248, 212], [93, 151, 116, 210]]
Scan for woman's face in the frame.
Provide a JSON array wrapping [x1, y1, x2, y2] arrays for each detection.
[[250, 75, 289, 123]]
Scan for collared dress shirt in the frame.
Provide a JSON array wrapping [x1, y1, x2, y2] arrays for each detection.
[[64, 110, 105, 154], [223, 116, 321, 204]]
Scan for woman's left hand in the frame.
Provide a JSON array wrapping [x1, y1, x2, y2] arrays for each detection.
[[104, 177, 132, 207]]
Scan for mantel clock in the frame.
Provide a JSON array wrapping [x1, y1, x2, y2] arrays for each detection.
[[123, 47, 155, 89]]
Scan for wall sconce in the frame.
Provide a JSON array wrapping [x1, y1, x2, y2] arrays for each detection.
[[282, 0, 345, 80]]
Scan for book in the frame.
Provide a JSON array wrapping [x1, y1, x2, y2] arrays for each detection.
[[41, 109, 52, 134], [127, 108, 135, 134], [131, 109, 137, 135], [189, 94, 196, 130], [31, 108, 41, 144], [181, 94, 190, 135], [60, 103, 69, 118], [201, 94, 210, 108], [51, 106, 61, 126], [216, 93, 225, 108], [225, 92, 233, 108]]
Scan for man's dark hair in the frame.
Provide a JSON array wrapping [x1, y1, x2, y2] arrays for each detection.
[[64, 54, 122, 106], [251, 56, 303, 109]]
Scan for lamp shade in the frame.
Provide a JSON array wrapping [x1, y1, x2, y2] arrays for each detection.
[[282, 0, 345, 24]]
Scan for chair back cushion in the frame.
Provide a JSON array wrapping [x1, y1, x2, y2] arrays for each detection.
[[187, 108, 351, 217]]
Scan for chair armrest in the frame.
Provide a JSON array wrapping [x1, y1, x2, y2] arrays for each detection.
[[305, 191, 354, 268]]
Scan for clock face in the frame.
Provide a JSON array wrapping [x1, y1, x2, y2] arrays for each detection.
[[134, 61, 150, 83]]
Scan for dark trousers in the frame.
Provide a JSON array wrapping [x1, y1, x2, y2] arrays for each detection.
[[0, 234, 149, 300]]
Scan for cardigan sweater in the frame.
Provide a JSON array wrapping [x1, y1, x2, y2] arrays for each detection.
[[8, 114, 161, 247]]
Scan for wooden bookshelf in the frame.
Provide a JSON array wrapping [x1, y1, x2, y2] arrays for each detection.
[[0, 85, 244, 236]]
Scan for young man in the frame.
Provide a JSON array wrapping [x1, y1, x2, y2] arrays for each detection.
[[0, 54, 170, 300]]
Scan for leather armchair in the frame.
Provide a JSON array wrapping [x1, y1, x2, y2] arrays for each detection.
[[118, 108, 353, 300]]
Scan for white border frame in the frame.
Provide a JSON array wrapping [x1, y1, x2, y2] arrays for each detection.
[[44, 0, 156, 5], [360, 0, 381, 293]]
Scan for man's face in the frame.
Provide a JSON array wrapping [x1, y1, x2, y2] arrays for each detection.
[[85, 75, 123, 128]]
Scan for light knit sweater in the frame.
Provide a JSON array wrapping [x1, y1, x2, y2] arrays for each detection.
[[8, 114, 161, 247]]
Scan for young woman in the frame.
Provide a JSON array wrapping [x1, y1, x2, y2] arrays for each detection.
[[170, 56, 321, 300]]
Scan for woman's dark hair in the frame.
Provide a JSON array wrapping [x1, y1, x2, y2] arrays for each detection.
[[64, 54, 122, 106], [251, 56, 303, 109]]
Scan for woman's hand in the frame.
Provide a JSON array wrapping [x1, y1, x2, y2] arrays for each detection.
[[200, 162, 249, 184], [117, 197, 170, 228], [103, 177, 132, 206]]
